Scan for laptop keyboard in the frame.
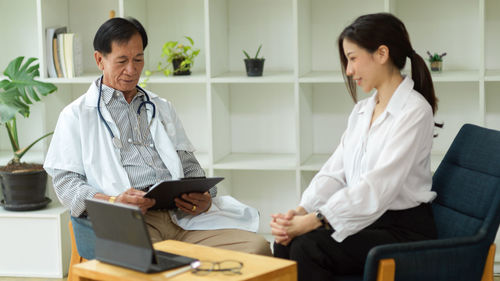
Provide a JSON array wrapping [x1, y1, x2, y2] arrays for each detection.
[[155, 251, 190, 268]]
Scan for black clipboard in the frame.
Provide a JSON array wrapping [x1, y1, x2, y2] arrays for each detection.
[[144, 177, 224, 210]]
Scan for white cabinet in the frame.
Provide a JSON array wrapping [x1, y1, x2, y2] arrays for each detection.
[[1, 0, 499, 272], [0, 203, 70, 278]]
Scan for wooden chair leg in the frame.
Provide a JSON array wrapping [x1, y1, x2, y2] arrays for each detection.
[[376, 258, 395, 281], [481, 244, 496, 281], [68, 220, 87, 281]]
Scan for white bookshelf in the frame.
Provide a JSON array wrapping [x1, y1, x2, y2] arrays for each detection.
[[1, 0, 500, 274]]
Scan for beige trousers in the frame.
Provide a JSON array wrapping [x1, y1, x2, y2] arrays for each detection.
[[144, 210, 272, 256]]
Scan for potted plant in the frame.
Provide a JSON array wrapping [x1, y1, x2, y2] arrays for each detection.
[[0, 56, 57, 211], [243, 44, 265, 77], [142, 36, 200, 86], [426, 51, 447, 72]]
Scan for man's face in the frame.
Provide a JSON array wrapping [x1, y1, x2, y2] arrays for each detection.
[[94, 33, 144, 95]]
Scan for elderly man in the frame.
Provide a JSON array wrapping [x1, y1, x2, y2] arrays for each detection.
[[44, 17, 270, 256]]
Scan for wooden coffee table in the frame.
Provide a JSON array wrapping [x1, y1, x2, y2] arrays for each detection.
[[72, 240, 297, 281]]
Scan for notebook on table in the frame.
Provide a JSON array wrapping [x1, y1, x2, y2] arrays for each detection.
[[85, 198, 198, 273]]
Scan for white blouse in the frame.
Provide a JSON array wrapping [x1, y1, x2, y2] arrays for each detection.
[[300, 76, 437, 242]]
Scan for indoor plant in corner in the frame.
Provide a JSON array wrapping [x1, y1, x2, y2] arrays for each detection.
[[0, 56, 57, 211]]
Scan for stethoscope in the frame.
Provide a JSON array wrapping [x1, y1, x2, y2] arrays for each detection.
[[97, 75, 156, 149]]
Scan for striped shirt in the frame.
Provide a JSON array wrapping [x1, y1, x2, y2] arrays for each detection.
[[52, 81, 215, 217]]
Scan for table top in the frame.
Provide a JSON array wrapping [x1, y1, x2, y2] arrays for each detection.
[[72, 240, 297, 281]]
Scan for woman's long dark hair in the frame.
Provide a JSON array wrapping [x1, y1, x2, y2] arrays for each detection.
[[337, 13, 439, 117]]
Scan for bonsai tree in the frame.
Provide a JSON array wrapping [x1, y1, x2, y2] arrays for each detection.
[[0, 56, 57, 170], [142, 36, 200, 86], [243, 44, 265, 77]]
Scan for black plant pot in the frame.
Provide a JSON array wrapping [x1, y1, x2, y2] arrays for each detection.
[[244, 58, 265, 77], [172, 58, 191, 76], [0, 169, 51, 211]]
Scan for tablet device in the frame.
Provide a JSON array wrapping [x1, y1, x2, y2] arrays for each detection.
[[144, 177, 224, 210]]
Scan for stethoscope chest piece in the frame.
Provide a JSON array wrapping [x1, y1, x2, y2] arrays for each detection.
[[112, 137, 122, 149]]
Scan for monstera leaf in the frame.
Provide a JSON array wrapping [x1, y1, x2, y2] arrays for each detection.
[[0, 56, 57, 123]]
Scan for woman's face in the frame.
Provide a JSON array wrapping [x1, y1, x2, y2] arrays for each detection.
[[342, 39, 382, 93]]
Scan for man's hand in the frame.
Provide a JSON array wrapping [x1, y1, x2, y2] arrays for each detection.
[[175, 191, 211, 215], [116, 188, 155, 214]]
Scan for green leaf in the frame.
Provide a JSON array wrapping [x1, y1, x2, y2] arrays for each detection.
[[0, 88, 29, 122], [255, 44, 262, 59], [243, 50, 251, 59], [0, 56, 56, 123], [185, 36, 194, 46]]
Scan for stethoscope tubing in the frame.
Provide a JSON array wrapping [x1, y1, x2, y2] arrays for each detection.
[[97, 75, 156, 148]]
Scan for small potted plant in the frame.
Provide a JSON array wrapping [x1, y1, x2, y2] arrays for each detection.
[[0, 56, 57, 211], [427, 51, 447, 72], [143, 36, 200, 85], [243, 44, 265, 77]]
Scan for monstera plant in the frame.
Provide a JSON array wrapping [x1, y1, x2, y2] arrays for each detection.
[[0, 56, 57, 211]]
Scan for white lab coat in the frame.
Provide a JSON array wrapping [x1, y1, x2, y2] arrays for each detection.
[[44, 81, 259, 232]]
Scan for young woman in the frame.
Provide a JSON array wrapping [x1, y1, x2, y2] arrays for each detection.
[[270, 13, 440, 280]]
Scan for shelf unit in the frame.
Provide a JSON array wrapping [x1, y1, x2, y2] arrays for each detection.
[[1, 0, 499, 272], [0, 203, 70, 278]]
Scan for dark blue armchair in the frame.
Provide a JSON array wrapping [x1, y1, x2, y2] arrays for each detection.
[[338, 124, 500, 281]]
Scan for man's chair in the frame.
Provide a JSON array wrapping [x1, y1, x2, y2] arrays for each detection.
[[337, 124, 500, 281], [68, 217, 96, 281]]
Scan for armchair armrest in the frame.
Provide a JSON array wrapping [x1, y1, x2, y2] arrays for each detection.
[[363, 235, 491, 281]]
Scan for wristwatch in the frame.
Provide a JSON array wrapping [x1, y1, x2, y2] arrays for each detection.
[[315, 210, 332, 230]]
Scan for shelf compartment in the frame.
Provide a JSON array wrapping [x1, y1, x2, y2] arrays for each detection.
[[212, 170, 298, 233], [39, 0, 120, 76], [297, 0, 385, 76], [149, 84, 209, 155], [123, 0, 206, 75], [298, 83, 352, 164], [395, 0, 480, 73], [433, 82, 481, 154], [485, 0, 500, 72], [0, 0, 38, 72], [211, 83, 296, 164], [213, 153, 296, 170], [485, 70, 500, 82], [211, 71, 294, 83], [208, 0, 294, 77], [485, 82, 500, 131]]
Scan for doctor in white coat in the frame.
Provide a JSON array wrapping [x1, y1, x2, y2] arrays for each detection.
[[44, 17, 270, 256]]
